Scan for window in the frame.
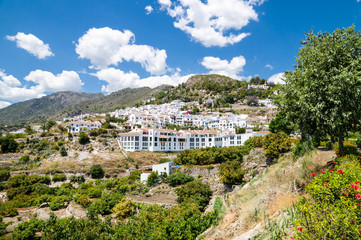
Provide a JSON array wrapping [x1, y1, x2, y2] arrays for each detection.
[[135, 136, 139, 141]]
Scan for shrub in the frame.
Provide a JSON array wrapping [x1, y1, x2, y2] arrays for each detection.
[[88, 187, 102, 198], [147, 172, 158, 187], [333, 141, 358, 157], [90, 164, 104, 179], [59, 146, 67, 157], [0, 169, 10, 182], [0, 136, 18, 153], [166, 172, 194, 187], [78, 131, 90, 145], [70, 175, 85, 184], [294, 155, 361, 239], [74, 194, 91, 208], [49, 196, 71, 210], [218, 161, 245, 185], [111, 199, 136, 219], [19, 155, 30, 164], [175, 181, 212, 211], [292, 140, 314, 161], [262, 132, 291, 159], [52, 174, 66, 182], [174, 146, 243, 165]]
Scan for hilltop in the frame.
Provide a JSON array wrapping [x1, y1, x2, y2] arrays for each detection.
[[150, 74, 273, 106]]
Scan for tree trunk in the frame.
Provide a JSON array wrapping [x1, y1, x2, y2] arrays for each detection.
[[338, 135, 344, 155]]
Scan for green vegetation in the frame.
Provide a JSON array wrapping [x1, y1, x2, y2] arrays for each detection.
[[175, 146, 244, 165], [293, 154, 361, 239], [78, 131, 90, 144], [0, 135, 18, 153], [90, 164, 104, 179], [146, 171, 158, 187], [175, 181, 213, 211], [52, 174, 67, 182], [218, 160, 245, 185], [276, 26, 361, 154], [166, 172, 194, 187]]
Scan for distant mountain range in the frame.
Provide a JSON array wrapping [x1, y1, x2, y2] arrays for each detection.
[[0, 74, 273, 126], [0, 85, 171, 126]]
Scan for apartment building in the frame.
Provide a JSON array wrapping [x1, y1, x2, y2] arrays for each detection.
[[119, 127, 253, 152]]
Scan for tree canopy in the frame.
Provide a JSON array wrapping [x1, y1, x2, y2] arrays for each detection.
[[276, 26, 361, 152]]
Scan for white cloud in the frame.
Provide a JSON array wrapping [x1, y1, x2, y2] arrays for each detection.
[[6, 32, 54, 59], [25, 70, 84, 92], [268, 72, 285, 84], [265, 64, 273, 70], [145, 5, 154, 14], [76, 27, 168, 75], [0, 69, 83, 102], [158, 0, 261, 47], [0, 101, 11, 109], [201, 55, 246, 79], [92, 67, 192, 93]]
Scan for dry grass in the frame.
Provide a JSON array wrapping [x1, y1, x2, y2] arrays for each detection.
[[203, 148, 334, 240]]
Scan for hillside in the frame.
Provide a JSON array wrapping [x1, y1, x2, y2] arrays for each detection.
[[0, 91, 104, 126], [0, 85, 172, 126], [150, 74, 273, 106], [51, 85, 172, 120]]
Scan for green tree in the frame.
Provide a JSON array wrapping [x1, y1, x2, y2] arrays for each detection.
[[269, 114, 293, 135], [175, 181, 212, 211], [45, 120, 57, 132], [218, 161, 245, 185], [90, 164, 104, 179], [0, 136, 18, 153], [24, 125, 34, 135], [78, 131, 90, 144], [276, 26, 361, 153], [147, 172, 158, 187], [59, 146, 67, 157]]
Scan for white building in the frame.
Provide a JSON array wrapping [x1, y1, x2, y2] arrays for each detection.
[[67, 120, 101, 133], [119, 127, 253, 152]]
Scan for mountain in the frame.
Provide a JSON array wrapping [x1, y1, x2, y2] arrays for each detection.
[[50, 85, 172, 120], [0, 91, 104, 126], [150, 74, 272, 105], [0, 85, 172, 126]]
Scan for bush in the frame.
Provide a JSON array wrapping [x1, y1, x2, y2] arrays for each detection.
[[90, 164, 104, 179], [0, 169, 10, 182], [49, 195, 71, 210], [294, 155, 361, 239], [262, 132, 291, 159], [78, 131, 90, 145], [147, 172, 158, 187], [333, 141, 358, 157], [292, 140, 314, 161], [19, 155, 30, 164], [174, 146, 243, 165], [74, 194, 91, 208], [111, 199, 136, 219], [175, 181, 212, 211], [218, 161, 245, 185], [70, 175, 85, 184], [167, 172, 194, 187], [59, 146, 67, 157], [0, 136, 18, 153], [52, 174, 66, 182]]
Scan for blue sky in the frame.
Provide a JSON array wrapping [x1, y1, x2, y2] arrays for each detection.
[[0, 0, 360, 108]]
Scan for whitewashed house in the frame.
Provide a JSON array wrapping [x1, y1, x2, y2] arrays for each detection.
[[67, 120, 101, 133]]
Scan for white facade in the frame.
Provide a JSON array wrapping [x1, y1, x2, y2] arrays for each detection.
[[68, 120, 101, 133], [119, 128, 254, 152], [152, 162, 174, 176], [140, 172, 151, 183]]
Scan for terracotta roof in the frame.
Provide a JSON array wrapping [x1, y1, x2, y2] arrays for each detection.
[[159, 129, 180, 133], [159, 136, 169, 139], [118, 132, 140, 136]]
